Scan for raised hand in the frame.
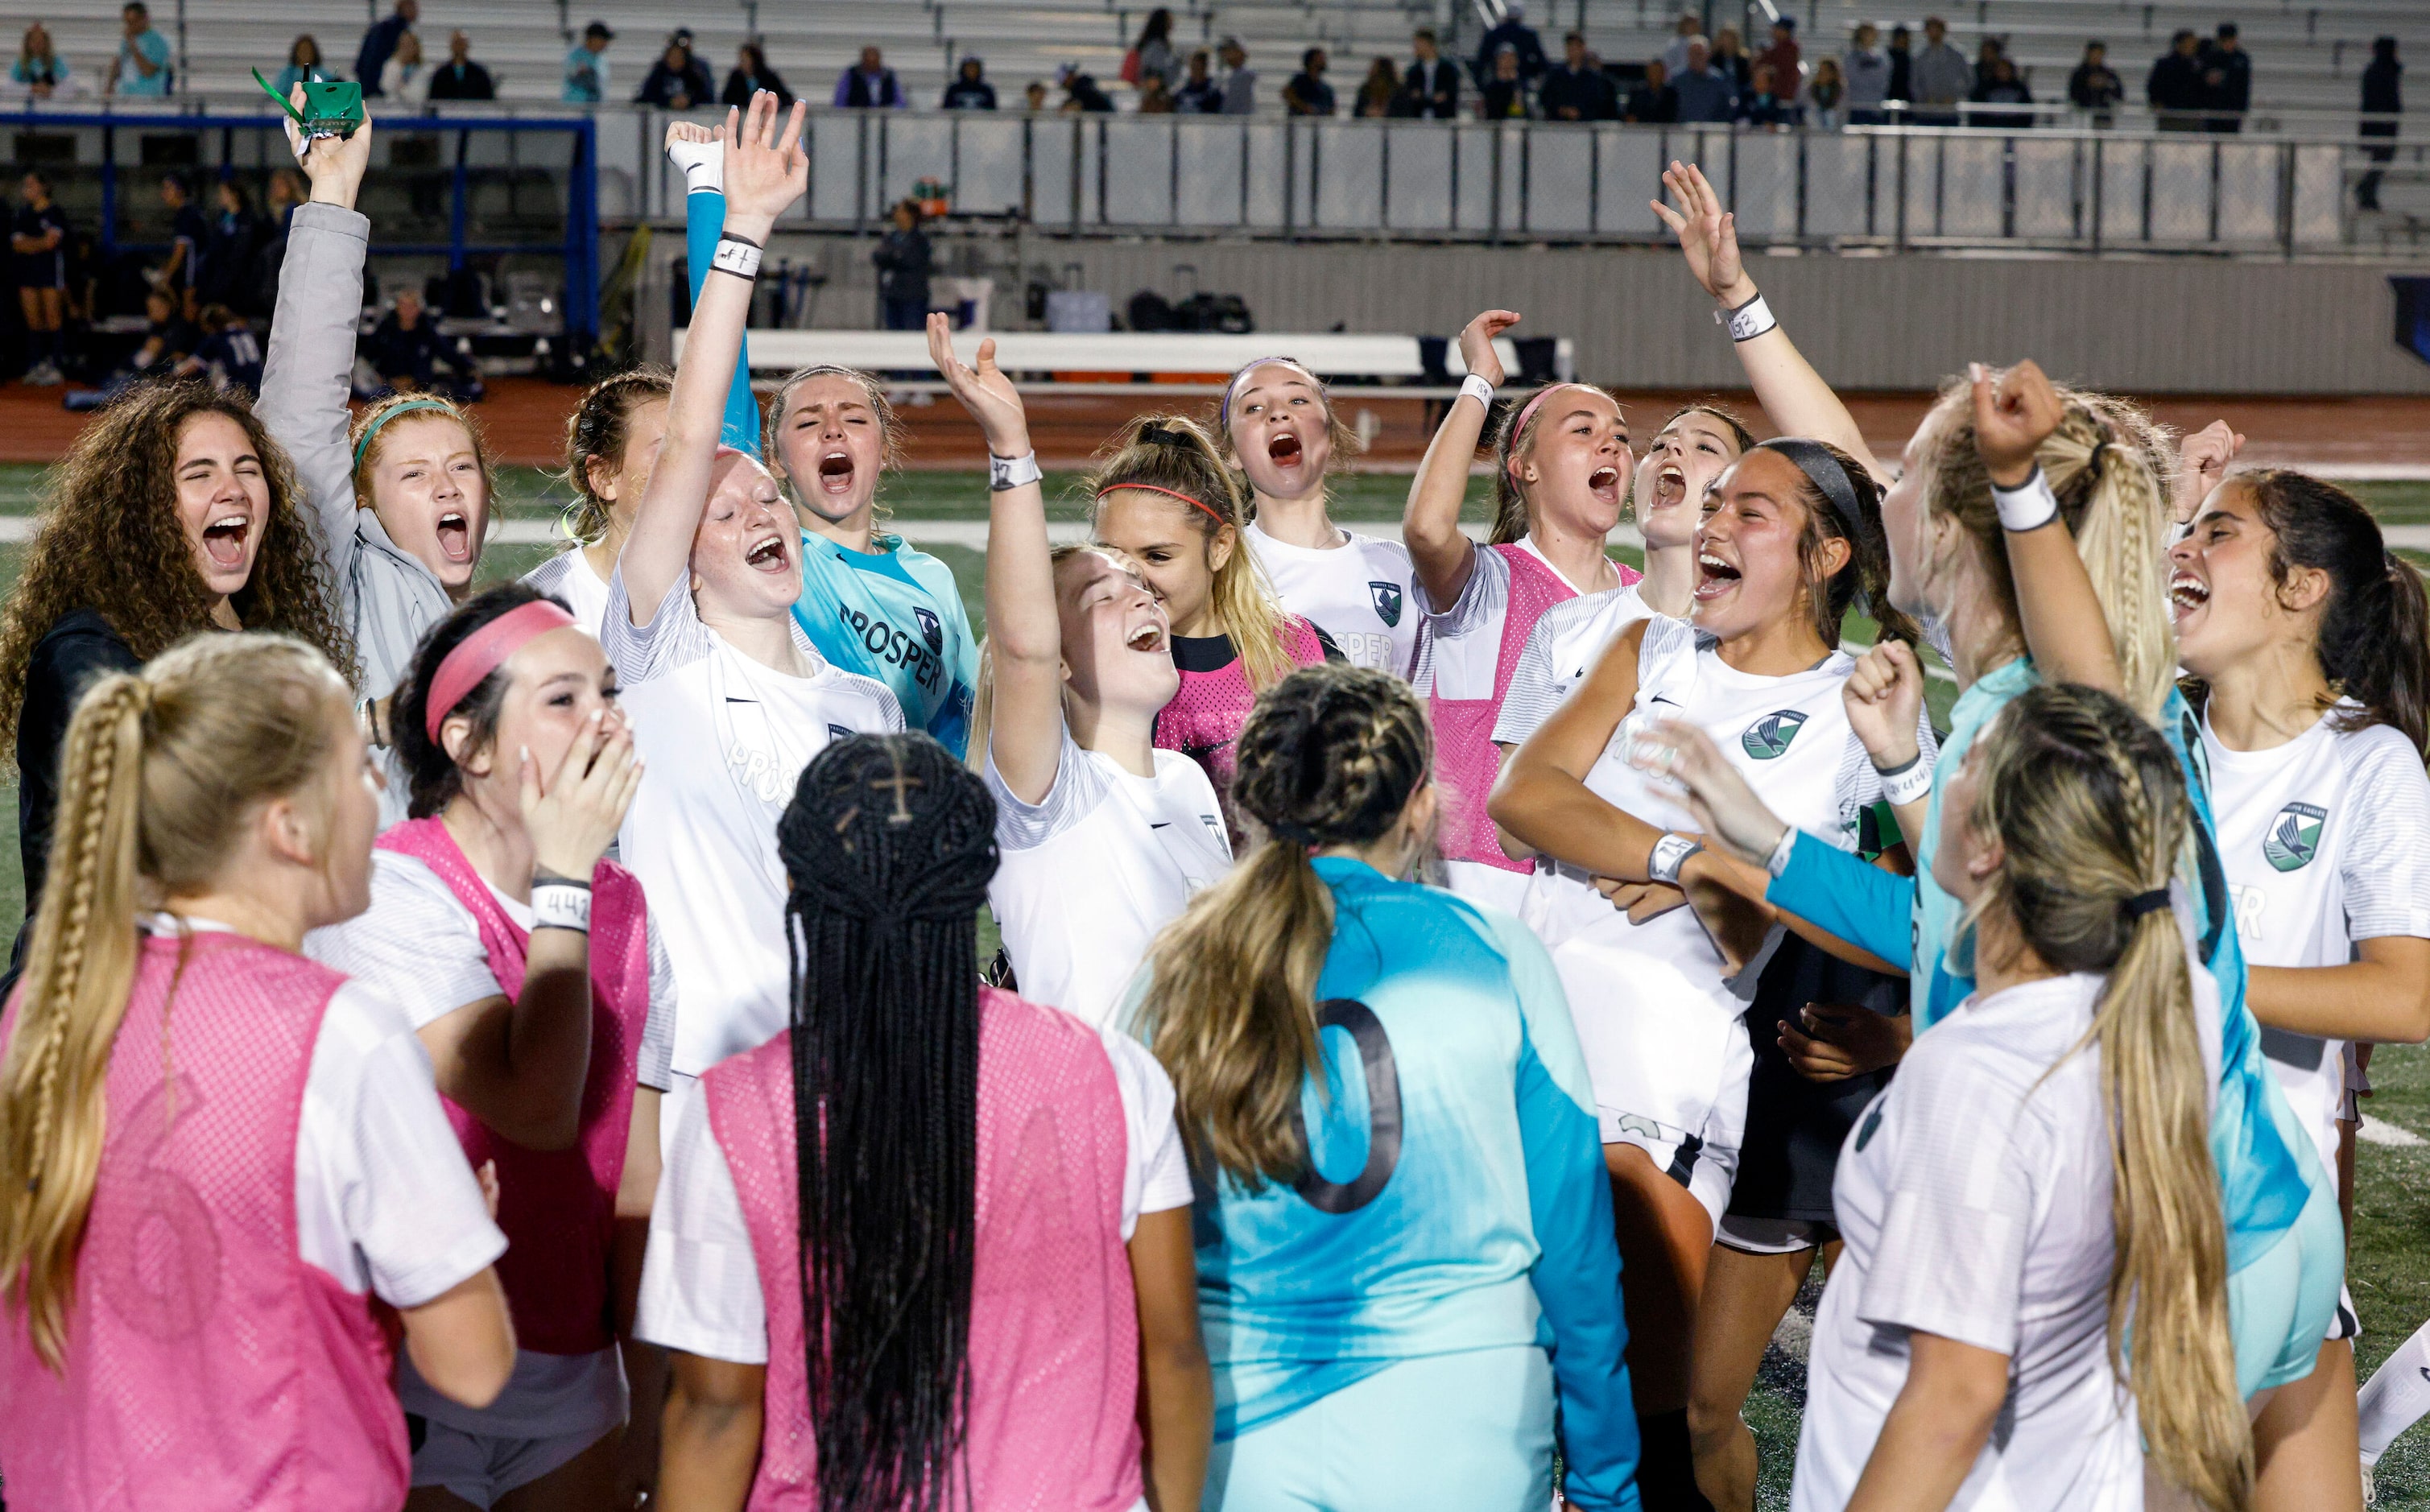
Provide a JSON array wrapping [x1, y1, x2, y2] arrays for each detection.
[[928, 312, 1031, 457], [1969, 359, 2064, 489], [1842, 640, 1924, 770], [719, 91, 808, 229], [520, 707, 643, 882], [1627, 718, 1791, 865], [2173, 418, 2246, 524], [1459, 310, 1521, 390], [288, 85, 374, 209], [1651, 161, 1753, 306]]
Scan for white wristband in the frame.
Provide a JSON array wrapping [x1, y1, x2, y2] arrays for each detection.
[[1647, 833, 1704, 886], [1874, 753, 1935, 808], [667, 134, 724, 195], [1765, 824, 1797, 878], [988, 451, 1042, 492], [1717, 293, 1777, 343], [1459, 373, 1497, 409], [709, 233, 762, 281], [531, 883, 592, 935], [1991, 466, 2060, 532]]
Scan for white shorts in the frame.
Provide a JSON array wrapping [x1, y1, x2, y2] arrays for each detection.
[[409, 1416, 610, 1508], [1441, 858, 1534, 918], [1717, 1215, 1837, 1256]]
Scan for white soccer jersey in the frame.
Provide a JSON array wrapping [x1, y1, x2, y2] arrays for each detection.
[[521, 548, 614, 641], [1490, 585, 1659, 750], [2204, 704, 2430, 1180], [1244, 522, 1419, 677], [986, 729, 1234, 1031], [1521, 616, 1928, 1227]]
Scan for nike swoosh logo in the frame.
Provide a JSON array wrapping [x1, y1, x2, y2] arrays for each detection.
[[1150, 821, 1172, 828]]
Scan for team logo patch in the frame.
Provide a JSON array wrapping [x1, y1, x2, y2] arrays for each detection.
[[1369, 581, 1403, 627], [1741, 708, 1808, 760], [2263, 801, 2327, 873], [914, 606, 943, 651], [827, 724, 853, 742]]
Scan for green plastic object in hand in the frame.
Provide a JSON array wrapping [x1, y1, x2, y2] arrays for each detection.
[[254, 69, 365, 140]]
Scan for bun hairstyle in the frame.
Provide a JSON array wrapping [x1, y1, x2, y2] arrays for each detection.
[[2222, 469, 2428, 758], [1486, 382, 1624, 545], [772, 732, 998, 1512], [1758, 438, 1920, 651], [349, 390, 494, 511], [1967, 684, 2249, 1512], [1135, 663, 1430, 1186], [1086, 413, 1296, 691], [558, 364, 675, 546], [769, 363, 903, 515], [0, 634, 351, 1371], [392, 581, 568, 819], [1916, 378, 2177, 718]]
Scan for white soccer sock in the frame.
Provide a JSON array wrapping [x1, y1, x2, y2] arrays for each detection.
[[2359, 1316, 2430, 1464], [667, 135, 722, 195]]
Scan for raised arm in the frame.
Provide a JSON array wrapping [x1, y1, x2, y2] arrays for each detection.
[[255, 93, 375, 612], [1403, 310, 1515, 609], [666, 121, 767, 456], [2172, 418, 2245, 527], [1973, 360, 2122, 698], [932, 316, 1063, 802], [619, 94, 806, 623], [1652, 162, 1886, 484]]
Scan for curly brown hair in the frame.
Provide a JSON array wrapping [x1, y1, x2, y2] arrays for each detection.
[[0, 381, 356, 770]]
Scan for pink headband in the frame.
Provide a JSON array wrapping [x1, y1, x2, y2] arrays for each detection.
[[1506, 383, 1589, 481], [425, 599, 579, 743], [1096, 482, 1229, 528]]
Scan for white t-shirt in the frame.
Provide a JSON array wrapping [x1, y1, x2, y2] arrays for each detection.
[[1795, 970, 2222, 1512], [521, 547, 614, 641], [303, 852, 679, 1439], [2203, 704, 2430, 1179], [1490, 585, 1657, 750], [1244, 522, 1419, 677], [634, 1027, 1195, 1365], [985, 729, 1232, 1030], [603, 565, 906, 1079]]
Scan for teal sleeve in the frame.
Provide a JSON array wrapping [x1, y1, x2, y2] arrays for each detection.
[[1493, 914, 1642, 1510], [685, 188, 763, 457], [910, 551, 979, 759], [1764, 829, 1915, 969]]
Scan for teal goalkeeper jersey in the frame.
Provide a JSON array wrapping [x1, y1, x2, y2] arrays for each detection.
[[1139, 858, 1640, 1508]]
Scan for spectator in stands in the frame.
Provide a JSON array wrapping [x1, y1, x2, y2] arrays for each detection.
[[1974, 35, 2004, 84], [64, 287, 191, 411], [1709, 25, 1753, 90], [1843, 23, 1890, 123], [1475, 2, 1547, 86], [273, 35, 331, 97], [1475, 48, 1529, 119], [1283, 48, 1336, 115], [563, 20, 613, 105], [199, 180, 261, 314], [1738, 61, 1793, 127], [1139, 75, 1176, 113], [1971, 55, 2033, 128], [874, 200, 931, 331], [155, 171, 203, 320], [352, 0, 415, 97], [1660, 13, 1705, 79], [1023, 79, 1050, 111], [1130, 10, 1181, 92], [2148, 31, 2205, 130], [1911, 16, 1971, 125], [378, 31, 430, 107], [2359, 37, 2400, 210], [1217, 38, 1255, 114], [13, 169, 68, 386], [106, 2, 171, 97], [1059, 64, 1114, 113], [175, 305, 263, 396], [637, 28, 712, 109], [1756, 17, 1800, 90], [1396, 29, 1459, 118], [362, 286, 481, 402], [721, 41, 791, 109], [427, 31, 495, 101], [1354, 58, 1398, 118], [1624, 59, 1677, 123], [941, 56, 996, 109], [1540, 32, 1618, 122], [2203, 23, 2250, 133], [1805, 56, 1845, 129], [1885, 23, 1913, 107], [1176, 51, 1220, 113], [9, 24, 74, 102], [835, 46, 906, 108], [2068, 40, 2122, 123], [1672, 38, 1735, 123]]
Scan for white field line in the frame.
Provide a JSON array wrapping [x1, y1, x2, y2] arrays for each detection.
[[2359, 1114, 2428, 1149]]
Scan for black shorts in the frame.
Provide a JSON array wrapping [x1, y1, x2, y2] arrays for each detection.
[[1725, 932, 1906, 1227], [13, 253, 64, 291]]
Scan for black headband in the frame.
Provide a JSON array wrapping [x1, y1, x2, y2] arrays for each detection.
[[1138, 423, 1194, 449], [1756, 438, 1866, 541]]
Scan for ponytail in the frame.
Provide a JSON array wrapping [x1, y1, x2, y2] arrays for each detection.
[[557, 364, 674, 547], [1969, 685, 2250, 1512], [1134, 663, 1429, 1186], [0, 634, 348, 1372]]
